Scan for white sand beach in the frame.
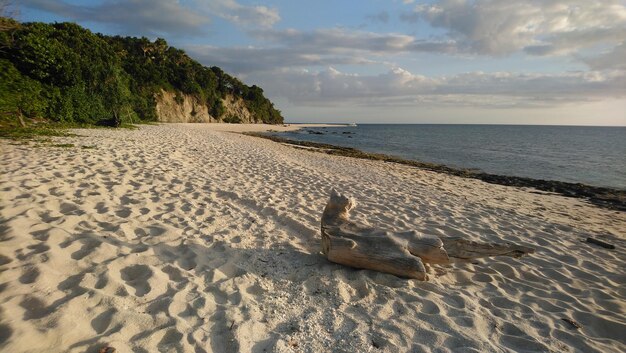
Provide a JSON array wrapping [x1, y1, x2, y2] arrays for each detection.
[[1, 123, 625, 353]]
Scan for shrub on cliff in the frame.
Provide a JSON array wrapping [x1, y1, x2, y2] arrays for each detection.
[[0, 19, 283, 127]]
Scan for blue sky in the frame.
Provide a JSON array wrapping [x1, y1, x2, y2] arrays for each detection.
[[15, 0, 626, 125]]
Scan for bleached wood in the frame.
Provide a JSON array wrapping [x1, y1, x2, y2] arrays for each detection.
[[441, 237, 535, 260], [320, 190, 534, 280], [321, 190, 447, 280]]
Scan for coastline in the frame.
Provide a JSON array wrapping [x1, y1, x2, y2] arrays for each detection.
[[244, 131, 626, 212], [189, 123, 349, 133], [1, 123, 624, 353]]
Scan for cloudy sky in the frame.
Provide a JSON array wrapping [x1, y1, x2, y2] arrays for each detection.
[[17, 0, 626, 125]]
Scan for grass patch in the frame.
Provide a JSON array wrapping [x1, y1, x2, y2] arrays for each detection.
[[0, 118, 139, 141], [0, 125, 75, 140], [0, 116, 80, 140], [119, 123, 140, 129], [81, 145, 97, 149]]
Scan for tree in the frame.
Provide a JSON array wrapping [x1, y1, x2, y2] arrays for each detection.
[[0, 59, 47, 125], [1, 19, 284, 126]]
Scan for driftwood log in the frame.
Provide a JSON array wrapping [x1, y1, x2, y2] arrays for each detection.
[[321, 190, 535, 280]]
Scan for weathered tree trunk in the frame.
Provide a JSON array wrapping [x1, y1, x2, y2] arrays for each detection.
[[320, 190, 448, 280], [321, 190, 534, 280], [440, 237, 535, 260], [17, 111, 26, 127]]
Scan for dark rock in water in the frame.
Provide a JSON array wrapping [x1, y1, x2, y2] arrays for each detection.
[[307, 130, 324, 135], [342, 131, 353, 134]]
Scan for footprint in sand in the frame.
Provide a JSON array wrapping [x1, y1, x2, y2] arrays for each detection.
[[71, 239, 102, 260], [158, 328, 184, 351], [115, 208, 131, 218], [145, 288, 177, 316], [161, 265, 186, 283], [91, 308, 117, 334], [121, 265, 153, 297], [0, 254, 12, 266], [134, 226, 167, 238], [95, 202, 109, 214], [0, 323, 12, 345], [60, 202, 84, 216], [30, 229, 50, 242], [16, 243, 49, 261], [19, 296, 52, 320], [177, 244, 197, 270], [18, 266, 40, 284], [420, 299, 441, 315], [94, 272, 108, 290], [130, 243, 149, 253]]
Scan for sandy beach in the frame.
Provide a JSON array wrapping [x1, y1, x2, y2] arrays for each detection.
[[1, 123, 625, 353]]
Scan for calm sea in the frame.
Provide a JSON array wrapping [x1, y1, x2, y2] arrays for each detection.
[[275, 124, 626, 189]]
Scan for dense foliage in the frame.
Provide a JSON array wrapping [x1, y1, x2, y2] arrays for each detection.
[[0, 19, 283, 127]]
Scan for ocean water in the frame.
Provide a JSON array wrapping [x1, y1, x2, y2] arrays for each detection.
[[274, 124, 626, 189]]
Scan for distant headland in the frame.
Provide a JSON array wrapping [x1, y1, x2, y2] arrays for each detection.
[[0, 18, 283, 129]]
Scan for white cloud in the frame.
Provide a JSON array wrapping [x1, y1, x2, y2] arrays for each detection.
[[187, 17, 626, 107], [186, 44, 377, 73], [252, 28, 416, 53], [186, 28, 460, 74], [582, 41, 626, 70], [246, 66, 626, 108], [21, 0, 209, 37], [185, 28, 427, 74], [401, 0, 626, 58], [21, 0, 280, 37], [204, 0, 280, 29]]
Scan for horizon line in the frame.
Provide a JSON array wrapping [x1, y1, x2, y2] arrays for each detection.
[[285, 122, 626, 127]]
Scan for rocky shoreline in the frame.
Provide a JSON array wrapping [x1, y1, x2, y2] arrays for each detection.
[[245, 132, 626, 212]]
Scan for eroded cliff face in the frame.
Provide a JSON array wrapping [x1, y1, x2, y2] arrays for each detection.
[[155, 90, 214, 123], [155, 90, 256, 123], [221, 95, 256, 123]]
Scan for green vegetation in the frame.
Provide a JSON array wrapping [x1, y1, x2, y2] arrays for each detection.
[[0, 124, 74, 140], [222, 114, 242, 124], [0, 18, 283, 131]]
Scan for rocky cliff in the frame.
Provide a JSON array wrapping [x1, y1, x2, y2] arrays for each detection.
[[221, 94, 256, 123], [155, 90, 258, 124], [155, 90, 214, 123]]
